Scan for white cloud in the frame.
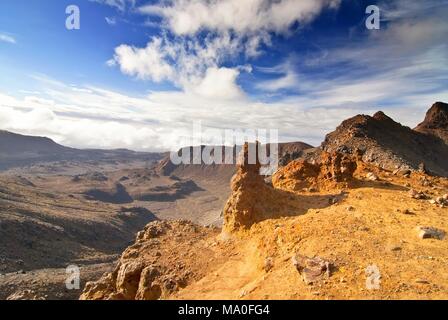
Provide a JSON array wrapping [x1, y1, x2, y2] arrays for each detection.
[[112, 37, 175, 82], [89, 0, 136, 12], [108, 0, 343, 99], [2, 67, 447, 152], [139, 0, 341, 36], [257, 72, 298, 92], [0, 33, 16, 44], [379, 17, 448, 53], [256, 60, 300, 92], [380, 0, 445, 21], [4, 0, 447, 152], [110, 33, 249, 99], [291, 0, 448, 106], [105, 17, 117, 25], [192, 67, 244, 99]]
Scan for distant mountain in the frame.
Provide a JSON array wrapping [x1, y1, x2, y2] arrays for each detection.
[[277, 142, 314, 166], [415, 102, 448, 144], [154, 142, 314, 178], [0, 130, 70, 154], [0, 130, 163, 171], [321, 102, 448, 176]]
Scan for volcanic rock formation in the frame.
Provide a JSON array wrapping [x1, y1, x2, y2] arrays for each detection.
[[321, 105, 448, 177], [80, 220, 219, 300], [272, 151, 358, 192], [221, 142, 301, 233], [415, 102, 448, 144]]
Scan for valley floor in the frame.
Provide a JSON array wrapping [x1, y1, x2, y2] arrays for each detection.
[[0, 160, 232, 299], [0, 263, 114, 300]]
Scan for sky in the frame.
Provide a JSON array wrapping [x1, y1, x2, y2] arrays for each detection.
[[0, 0, 447, 151]]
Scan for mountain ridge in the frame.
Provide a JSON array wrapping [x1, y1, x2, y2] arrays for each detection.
[[0, 130, 164, 171]]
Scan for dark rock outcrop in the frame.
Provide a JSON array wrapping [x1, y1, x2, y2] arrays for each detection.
[[415, 102, 448, 144], [272, 151, 358, 192], [321, 103, 448, 177]]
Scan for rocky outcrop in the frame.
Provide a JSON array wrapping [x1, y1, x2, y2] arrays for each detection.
[[222, 144, 358, 233], [416, 226, 445, 240], [222, 143, 265, 233], [321, 103, 448, 177], [80, 220, 218, 300], [292, 254, 333, 285], [222, 143, 297, 233], [415, 102, 448, 144], [272, 151, 358, 192]]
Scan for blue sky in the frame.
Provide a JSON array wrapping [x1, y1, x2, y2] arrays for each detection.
[[0, 0, 447, 151]]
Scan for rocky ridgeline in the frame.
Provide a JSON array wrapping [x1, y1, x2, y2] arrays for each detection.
[[321, 103, 448, 177]]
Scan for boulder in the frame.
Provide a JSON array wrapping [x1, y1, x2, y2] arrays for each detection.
[[416, 226, 445, 240], [291, 254, 333, 285]]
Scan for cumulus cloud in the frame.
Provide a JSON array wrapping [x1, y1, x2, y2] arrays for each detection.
[[138, 0, 341, 36], [192, 67, 244, 99], [108, 0, 343, 99], [110, 33, 250, 98], [112, 37, 175, 82]]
